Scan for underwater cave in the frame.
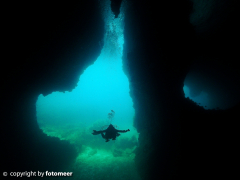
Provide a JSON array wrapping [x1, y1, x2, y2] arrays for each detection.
[[2, 0, 240, 179]]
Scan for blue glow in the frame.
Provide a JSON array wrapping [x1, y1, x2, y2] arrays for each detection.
[[35, 2, 139, 179], [183, 85, 210, 109], [36, 0, 137, 140]]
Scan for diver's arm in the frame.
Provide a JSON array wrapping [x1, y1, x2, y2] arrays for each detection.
[[117, 129, 130, 133], [92, 130, 106, 135]]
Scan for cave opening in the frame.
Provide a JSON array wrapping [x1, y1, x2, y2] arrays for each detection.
[[183, 57, 240, 110], [36, 0, 140, 179]]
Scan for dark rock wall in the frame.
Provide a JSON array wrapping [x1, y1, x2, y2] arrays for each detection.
[[2, 1, 104, 172], [123, 0, 239, 179]]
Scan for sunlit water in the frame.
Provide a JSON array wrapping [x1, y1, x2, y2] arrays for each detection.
[[36, 0, 140, 179]]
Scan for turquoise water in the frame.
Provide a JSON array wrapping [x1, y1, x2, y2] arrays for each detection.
[[36, 0, 140, 179]]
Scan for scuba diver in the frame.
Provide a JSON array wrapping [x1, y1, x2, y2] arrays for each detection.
[[92, 124, 130, 142]]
